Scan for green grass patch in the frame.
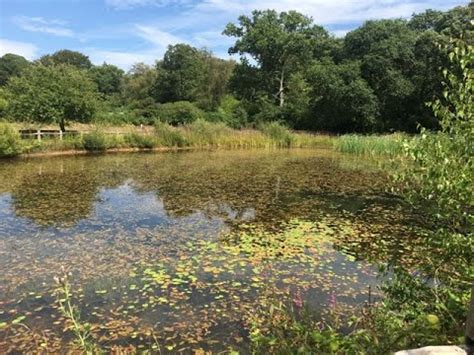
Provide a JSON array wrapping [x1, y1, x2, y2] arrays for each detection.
[[333, 133, 406, 157]]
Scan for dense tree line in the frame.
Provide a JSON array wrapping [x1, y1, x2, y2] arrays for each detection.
[[0, 3, 472, 132]]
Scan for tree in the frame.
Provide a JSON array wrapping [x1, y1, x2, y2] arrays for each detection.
[[304, 60, 379, 132], [90, 63, 124, 95], [0, 53, 29, 86], [154, 44, 206, 103], [5, 64, 99, 131], [344, 19, 418, 131], [39, 49, 92, 69], [224, 10, 329, 108], [122, 63, 158, 119], [197, 53, 235, 111]]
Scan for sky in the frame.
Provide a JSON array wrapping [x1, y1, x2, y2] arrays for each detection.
[[0, 0, 469, 70]]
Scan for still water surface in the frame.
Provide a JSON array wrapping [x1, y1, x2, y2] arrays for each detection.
[[0, 150, 417, 352]]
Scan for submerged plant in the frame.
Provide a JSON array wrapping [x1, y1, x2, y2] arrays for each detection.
[[54, 269, 98, 353]]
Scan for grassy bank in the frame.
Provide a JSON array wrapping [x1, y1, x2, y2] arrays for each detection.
[[0, 121, 334, 157], [1, 120, 409, 158]]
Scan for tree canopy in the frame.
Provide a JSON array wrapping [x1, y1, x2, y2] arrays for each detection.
[[0, 54, 29, 86], [39, 49, 92, 69], [5, 64, 99, 131]]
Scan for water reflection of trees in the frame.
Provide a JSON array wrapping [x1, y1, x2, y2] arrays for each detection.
[[6, 157, 127, 226], [3, 151, 392, 230]]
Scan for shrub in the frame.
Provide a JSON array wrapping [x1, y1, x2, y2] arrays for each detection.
[[155, 101, 205, 125], [258, 121, 295, 147], [0, 122, 22, 157], [124, 133, 156, 149], [82, 131, 108, 152], [154, 122, 187, 147]]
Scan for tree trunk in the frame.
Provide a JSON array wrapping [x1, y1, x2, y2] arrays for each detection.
[[466, 285, 474, 353], [278, 70, 285, 108], [59, 118, 65, 132]]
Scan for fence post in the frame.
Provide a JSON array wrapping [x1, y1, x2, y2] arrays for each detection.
[[59, 130, 63, 140], [37, 130, 41, 141]]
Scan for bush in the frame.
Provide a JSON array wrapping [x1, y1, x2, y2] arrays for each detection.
[[124, 133, 157, 149], [82, 131, 108, 152], [0, 122, 22, 157], [217, 95, 249, 128], [258, 121, 295, 147], [155, 101, 205, 125], [154, 122, 187, 147]]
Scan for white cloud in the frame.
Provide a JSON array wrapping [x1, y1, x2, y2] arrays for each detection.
[[189, 0, 465, 28], [105, 0, 191, 10], [135, 25, 184, 47], [0, 39, 38, 60], [87, 49, 159, 69], [13, 16, 74, 37]]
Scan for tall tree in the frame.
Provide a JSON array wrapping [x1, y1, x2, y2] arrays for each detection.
[[5, 64, 99, 131], [344, 19, 418, 131], [39, 49, 92, 69], [154, 44, 206, 103], [0, 54, 29, 86], [224, 10, 329, 108]]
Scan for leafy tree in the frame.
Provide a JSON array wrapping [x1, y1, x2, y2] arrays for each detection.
[[154, 44, 206, 103], [39, 49, 92, 69], [5, 64, 99, 131], [344, 19, 418, 131], [304, 60, 379, 132], [90, 63, 124, 95], [0, 53, 29, 86], [121, 63, 159, 120], [197, 54, 235, 111], [224, 10, 329, 108], [408, 9, 444, 31]]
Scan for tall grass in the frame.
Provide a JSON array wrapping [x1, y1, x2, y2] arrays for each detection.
[[333, 133, 406, 157], [258, 122, 295, 147], [2, 121, 342, 157]]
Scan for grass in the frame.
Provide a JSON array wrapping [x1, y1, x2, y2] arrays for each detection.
[[333, 133, 407, 157], [0, 121, 410, 158]]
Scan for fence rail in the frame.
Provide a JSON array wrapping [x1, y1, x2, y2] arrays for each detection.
[[18, 129, 133, 141]]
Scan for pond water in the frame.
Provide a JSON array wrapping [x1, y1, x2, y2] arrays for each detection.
[[0, 149, 422, 352]]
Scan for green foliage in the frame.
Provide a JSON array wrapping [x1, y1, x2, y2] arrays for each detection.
[[0, 122, 22, 157], [154, 122, 188, 147], [0, 53, 29, 86], [39, 49, 92, 69], [258, 121, 295, 147], [155, 101, 205, 125], [224, 10, 330, 108], [82, 131, 108, 152], [90, 63, 124, 95], [124, 132, 157, 149], [184, 119, 231, 146], [54, 270, 98, 353], [154, 44, 206, 103], [394, 38, 473, 231], [5, 64, 99, 131], [122, 63, 159, 121], [305, 60, 379, 132], [333, 134, 405, 157]]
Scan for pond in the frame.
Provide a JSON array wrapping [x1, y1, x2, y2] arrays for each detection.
[[0, 149, 422, 352]]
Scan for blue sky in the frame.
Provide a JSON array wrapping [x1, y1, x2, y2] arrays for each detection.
[[0, 0, 469, 70]]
